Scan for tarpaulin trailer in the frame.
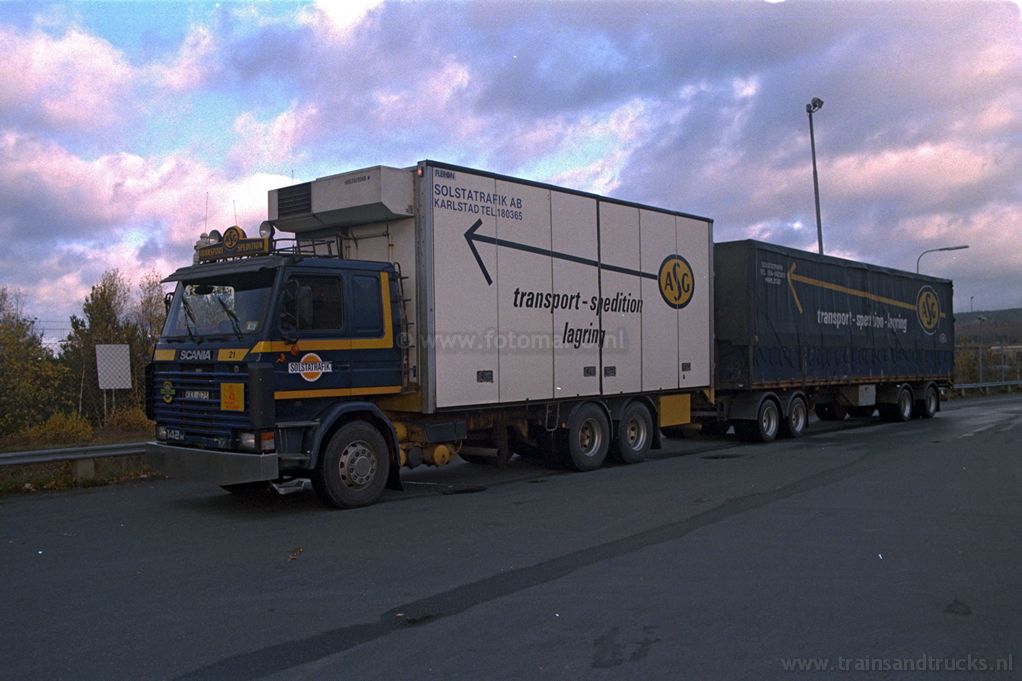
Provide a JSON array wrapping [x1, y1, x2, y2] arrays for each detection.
[[701, 239, 954, 441]]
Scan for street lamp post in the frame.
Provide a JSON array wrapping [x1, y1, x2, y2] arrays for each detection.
[[806, 97, 824, 255], [977, 315, 986, 385], [916, 245, 969, 273]]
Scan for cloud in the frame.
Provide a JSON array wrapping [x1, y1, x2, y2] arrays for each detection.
[[296, 0, 386, 42], [149, 23, 219, 91], [1, 0, 1021, 328], [0, 23, 136, 131], [228, 103, 320, 174], [0, 131, 291, 325]]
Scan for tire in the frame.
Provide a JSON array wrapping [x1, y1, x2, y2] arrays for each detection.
[[311, 421, 390, 508], [848, 406, 875, 418], [739, 399, 780, 443], [564, 403, 610, 471], [612, 402, 653, 464], [781, 397, 808, 438], [880, 387, 914, 422], [917, 385, 939, 419]]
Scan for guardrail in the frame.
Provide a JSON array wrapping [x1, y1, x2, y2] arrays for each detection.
[[954, 380, 1022, 390], [0, 442, 146, 467]]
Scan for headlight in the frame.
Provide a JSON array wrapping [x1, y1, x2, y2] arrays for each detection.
[[156, 425, 167, 441], [238, 431, 257, 451]]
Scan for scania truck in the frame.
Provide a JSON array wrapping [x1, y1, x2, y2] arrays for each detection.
[[146, 160, 713, 507], [145, 160, 954, 508]]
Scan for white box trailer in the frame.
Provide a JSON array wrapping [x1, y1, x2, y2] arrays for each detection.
[[269, 160, 713, 413]]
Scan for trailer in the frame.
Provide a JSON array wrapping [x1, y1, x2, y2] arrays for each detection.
[[699, 240, 954, 441], [145, 161, 714, 507]]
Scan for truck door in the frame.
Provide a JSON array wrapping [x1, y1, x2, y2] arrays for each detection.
[[276, 270, 401, 400]]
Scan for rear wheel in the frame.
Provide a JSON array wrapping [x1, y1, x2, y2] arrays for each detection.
[[917, 385, 939, 419], [612, 402, 653, 464], [880, 387, 914, 422], [311, 421, 390, 508], [781, 396, 807, 438], [563, 403, 610, 471]]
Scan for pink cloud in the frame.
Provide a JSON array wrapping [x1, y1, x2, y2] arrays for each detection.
[[228, 103, 320, 173], [0, 24, 135, 130]]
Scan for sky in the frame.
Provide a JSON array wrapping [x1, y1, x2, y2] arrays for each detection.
[[1, 0, 1020, 344]]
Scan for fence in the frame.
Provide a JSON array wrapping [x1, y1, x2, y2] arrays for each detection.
[[954, 344, 1022, 392]]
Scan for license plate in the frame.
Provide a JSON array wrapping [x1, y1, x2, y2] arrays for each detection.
[[184, 390, 210, 400]]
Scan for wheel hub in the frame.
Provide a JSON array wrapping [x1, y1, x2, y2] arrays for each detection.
[[340, 441, 376, 488], [578, 418, 602, 456]]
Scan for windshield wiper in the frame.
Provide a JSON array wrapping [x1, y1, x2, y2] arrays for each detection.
[[214, 295, 244, 341], [180, 296, 201, 343]]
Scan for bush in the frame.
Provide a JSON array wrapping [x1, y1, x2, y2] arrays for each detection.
[[106, 406, 152, 433], [12, 412, 94, 449]]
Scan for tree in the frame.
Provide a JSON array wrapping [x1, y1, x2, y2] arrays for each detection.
[[59, 269, 168, 424], [61, 270, 134, 424], [128, 269, 169, 405], [0, 287, 70, 436]]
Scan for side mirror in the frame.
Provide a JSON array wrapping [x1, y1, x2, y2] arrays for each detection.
[[163, 291, 173, 313]]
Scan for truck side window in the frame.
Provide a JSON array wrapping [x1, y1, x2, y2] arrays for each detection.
[[351, 274, 383, 336], [282, 276, 344, 331]]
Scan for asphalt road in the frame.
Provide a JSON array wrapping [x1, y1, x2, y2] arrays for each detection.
[[2, 395, 1020, 681]]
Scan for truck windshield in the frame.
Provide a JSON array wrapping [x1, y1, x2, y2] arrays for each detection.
[[163, 271, 275, 341]]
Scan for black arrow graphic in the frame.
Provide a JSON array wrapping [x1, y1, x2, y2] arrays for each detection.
[[464, 219, 657, 286]]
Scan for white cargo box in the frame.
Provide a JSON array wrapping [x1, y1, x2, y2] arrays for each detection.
[[269, 161, 713, 412]]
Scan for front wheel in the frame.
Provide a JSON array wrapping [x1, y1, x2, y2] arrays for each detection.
[[312, 421, 390, 508]]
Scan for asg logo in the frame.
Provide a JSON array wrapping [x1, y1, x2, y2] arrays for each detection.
[[916, 286, 941, 334], [658, 254, 695, 309]]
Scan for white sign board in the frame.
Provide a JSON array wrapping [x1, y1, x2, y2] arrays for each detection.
[[96, 344, 132, 390]]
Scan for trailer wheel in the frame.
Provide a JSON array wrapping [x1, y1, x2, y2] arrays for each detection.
[[311, 421, 389, 508], [917, 385, 939, 419], [781, 397, 807, 438], [880, 387, 914, 422], [564, 403, 610, 471], [738, 399, 780, 443], [612, 402, 652, 464]]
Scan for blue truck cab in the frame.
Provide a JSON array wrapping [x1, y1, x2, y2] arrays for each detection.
[[146, 226, 407, 507]]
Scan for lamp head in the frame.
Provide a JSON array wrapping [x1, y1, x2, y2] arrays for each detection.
[[806, 97, 824, 114]]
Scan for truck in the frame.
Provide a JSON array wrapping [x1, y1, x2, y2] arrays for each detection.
[[145, 160, 713, 507], [144, 160, 954, 508]]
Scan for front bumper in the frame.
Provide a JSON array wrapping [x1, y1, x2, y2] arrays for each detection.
[[145, 442, 279, 485]]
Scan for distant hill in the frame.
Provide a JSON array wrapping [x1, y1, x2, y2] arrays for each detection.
[[955, 308, 1022, 345]]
